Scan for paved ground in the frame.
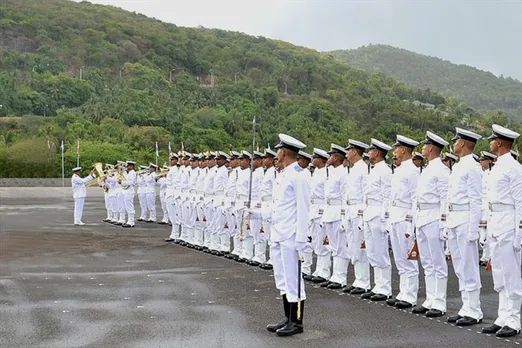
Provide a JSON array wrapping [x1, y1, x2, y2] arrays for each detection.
[[0, 188, 520, 348]]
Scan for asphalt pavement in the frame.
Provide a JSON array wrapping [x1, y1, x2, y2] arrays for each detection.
[[0, 188, 519, 348]]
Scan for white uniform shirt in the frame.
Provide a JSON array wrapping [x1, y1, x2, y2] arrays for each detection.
[[165, 165, 179, 199], [363, 160, 392, 222], [203, 165, 216, 203], [145, 172, 157, 194], [345, 159, 368, 219], [322, 164, 348, 223], [158, 176, 168, 193], [390, 159, 420, 224], [309, 166, 326, 220], [121, 169, 136, 195], [137, 174, 147, 194], [271, 161, 311, 243], [446, 154, 482, 232], [251, 166, 265, 204], [487, 152, 522, 237], [71, 173, 94, 199], [481, 169, 490, 222], [261, 166, 277, 201], [414, 156, 449, 228], [225, 167, 239, 206], [236, 168, 251, 208], [213, 165, 229, 206]]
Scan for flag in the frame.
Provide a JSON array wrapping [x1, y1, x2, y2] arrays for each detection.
[[61, 140, 64, 153], [168, 141, 172, 155], [77, 139, 80, 156], [155, 141, 159, 157]]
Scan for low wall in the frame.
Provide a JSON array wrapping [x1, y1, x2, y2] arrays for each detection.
[[0, 178, 72, 187]]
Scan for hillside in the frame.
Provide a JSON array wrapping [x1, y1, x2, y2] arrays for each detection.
[[0, 0, 518, 177], [330, 44, 522, 120]]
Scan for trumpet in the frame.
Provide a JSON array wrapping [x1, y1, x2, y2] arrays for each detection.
[[155, 167, 169, 180]]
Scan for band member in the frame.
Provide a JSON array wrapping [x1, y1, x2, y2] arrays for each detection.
[[266, 134, 310, 337], [157, 165, 170, 225], [71, 166, 96, 225], [446, 128, 483, 326], [165, 154, 180, 242], [412, 131, 450, 317], [482, 124, 522, 338], [120, 161, 137, 228], [146, 164, 158, 222], [137, 165, 149, 222]]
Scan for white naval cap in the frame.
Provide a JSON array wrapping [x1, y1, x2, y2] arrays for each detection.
[[345, 139, 369, 151], [149, 163, 158, 168], [139, 165, 148, 170], [363, 153, 369, 159], [215, 151, 230, 160], [126, 161, 136, 165], [106, 164, 115, 168], [488, 124, 520, 142], [265, 148, 277, 158], [72, 167, 82, 172], [479, 151, 497, 161], [393, 135, 420, 149], [253, 150, 264, 159], [451, 127, 481, 143], [368, 138, 392, 153], [421, 131, 449, 149], [472, 153, 480, 162], [163, 164, 169, 169], [191, 154, 201, 160], [327, 143, 346, 155], [238, 150, 252, 159], [443, 152, 459, 161], [274, 133, 306, 153], [298, 150, 313, 161], [512, 150, 520, 161], [170, 153, 179, 159], [313, 148, 329, 160], [229, 150, 241, 158], [413, 152, 424, 160]]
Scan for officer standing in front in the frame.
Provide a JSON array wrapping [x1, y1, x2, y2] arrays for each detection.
[[266, 134, 310, 337], [71, 166, 96, 225], [481, 124, 522, 338]]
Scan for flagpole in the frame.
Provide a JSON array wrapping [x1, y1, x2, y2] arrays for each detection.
[[155, 141, 159, 167], [61, 140, 65, 187], [76, 139, 80, 167], [247, 115, 256, 209]]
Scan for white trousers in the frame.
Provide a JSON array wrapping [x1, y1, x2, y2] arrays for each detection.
[[325, 220, 349, 285], [159, 191, 169, 222], [123, 194, 135, 226], [347, 217, 370, 290], [448, 223, 483, 320], [490, 228, 522, 330], [364, 217, 392, 296], [73, 197, 85, 224], [311, 219, 332, 280], [390, 221, 419, 305], [138, 193, 148, 219], [146, 192, 156, 221], [417, 220, 448, 312], [271, 238, 307, 303], [108, 196, 117, 220], [117, 194, 126, 223]]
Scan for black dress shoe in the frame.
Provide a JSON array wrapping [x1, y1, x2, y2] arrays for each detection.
[[395, 300, 413, 309], [260, 263, 273, 270], [350, 287, 367, 295], [237, 258, 246, 263], [361, 291, 375, 299], [173, 239, 181, 244], [456, 316, 481, 326], [412, 306, 428, 314], [164, 238, 174, 242], [157, 221, 167, 225], [479, 260, 488, 267], [224, 254, 233, 259], [312, 276, 327, 284], [447, 315, 462, 323], [320, 281, 331, 288], [386, 298, 397, 306], [103, 218, 111, 222], [371, 293, 390, 301], [425, 309, 444, 318], [122, 224, 130, 228], [481, 324, 502, 334], [215, 251, 225, 256], [342, 285, 355, 293], [496, 326, 520, 337], [276, 322, 304, 337], [303, 274, 313, 281], [250, 261, 261, 267], [137, 218, 144, 222], [266, 318, 288, 333], [114, 222, 123, 226], [327, 282, 342, 290]]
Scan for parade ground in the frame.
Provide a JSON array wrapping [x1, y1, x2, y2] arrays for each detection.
[[0, 188, 520, 348]]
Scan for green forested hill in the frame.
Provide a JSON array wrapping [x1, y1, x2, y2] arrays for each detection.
[[330, 44, 522, 120], [0, 0, 518, 176]]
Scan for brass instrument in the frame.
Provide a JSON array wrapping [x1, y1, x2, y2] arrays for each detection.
[[155, 167, 170, 180]]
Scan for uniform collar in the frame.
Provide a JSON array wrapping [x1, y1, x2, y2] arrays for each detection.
[[496, 152, 512, 164], [427, 156, 442, 166]]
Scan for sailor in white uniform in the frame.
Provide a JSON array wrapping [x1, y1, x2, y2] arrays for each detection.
[[387, 135, 420, 309], [145, 164, 158, 222], [446, 127, 483, 326], [481, 125, 522, 338], [120, 161, 137, 228], [157, 165, 170, 225], [296, 150, 314, 278], [224, 151, 241, 257], [71, 166, 96, 225], [258, 149, 278, 269], [266, 134, 310, 337], [411, 131, 450, 318], [164, 154, 180, 242], [478, 151, 497, 266], [136, 165, 149, 222]]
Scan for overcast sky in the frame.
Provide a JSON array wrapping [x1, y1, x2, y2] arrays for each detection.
[[78, 0, 522, 80]]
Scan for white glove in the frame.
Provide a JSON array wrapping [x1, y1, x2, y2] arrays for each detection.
[[467, 230, 479, 243], [479, 227, 487, 249]]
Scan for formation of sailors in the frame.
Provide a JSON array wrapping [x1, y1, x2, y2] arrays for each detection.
[[73, 123, 521, 338]]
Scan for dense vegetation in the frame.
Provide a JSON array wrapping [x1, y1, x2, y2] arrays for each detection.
[[331, 44, 522, 120], [0, 0, 519, 177]]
